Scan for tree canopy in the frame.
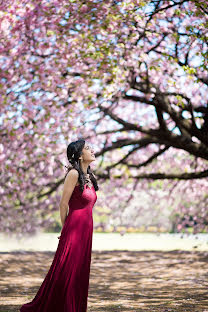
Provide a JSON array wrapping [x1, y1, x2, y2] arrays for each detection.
[[0, 0, 207, 235]]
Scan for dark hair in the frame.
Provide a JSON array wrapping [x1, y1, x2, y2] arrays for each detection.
[[64, 139, 99, 193]]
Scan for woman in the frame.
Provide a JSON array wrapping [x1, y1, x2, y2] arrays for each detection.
[[20, 139, 98, 312]]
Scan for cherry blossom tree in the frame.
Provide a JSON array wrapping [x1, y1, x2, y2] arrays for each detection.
[[0, 0, 207, 235]]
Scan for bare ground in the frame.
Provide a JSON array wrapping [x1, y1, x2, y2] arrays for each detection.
[[0, 250, 208, 312]]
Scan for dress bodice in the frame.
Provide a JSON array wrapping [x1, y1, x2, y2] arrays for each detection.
[[68, 184, 97, 211]]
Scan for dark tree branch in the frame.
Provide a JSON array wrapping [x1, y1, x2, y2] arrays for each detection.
[[123, 146, 170, 169], [113, 169, 208, 180], [147, 0, 190, 18], [98, 101, 208, 160]]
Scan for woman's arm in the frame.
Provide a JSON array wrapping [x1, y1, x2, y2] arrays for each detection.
[[59, 169, 79, 227]]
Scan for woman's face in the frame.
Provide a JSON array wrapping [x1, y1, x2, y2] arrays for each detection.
[[82, 143, 95, 162]]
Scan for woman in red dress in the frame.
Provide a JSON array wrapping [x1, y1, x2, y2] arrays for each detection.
[[20, 139, 98, 312]]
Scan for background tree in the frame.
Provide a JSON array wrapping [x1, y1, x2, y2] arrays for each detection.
[[0, 0, 207, 235]]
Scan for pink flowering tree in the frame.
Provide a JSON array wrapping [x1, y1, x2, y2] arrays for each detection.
[[0, 0, 207, 235]]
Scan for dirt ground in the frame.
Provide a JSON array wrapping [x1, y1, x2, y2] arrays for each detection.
[[0, 250, 208, 312]]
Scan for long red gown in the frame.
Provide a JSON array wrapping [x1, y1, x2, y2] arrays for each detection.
[[20, 183, 97, 312]]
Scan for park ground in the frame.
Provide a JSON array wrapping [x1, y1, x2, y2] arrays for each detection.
[[0, 233, 208, 312]]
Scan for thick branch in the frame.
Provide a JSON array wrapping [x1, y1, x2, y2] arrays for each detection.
[[98, 104, 208, 160]]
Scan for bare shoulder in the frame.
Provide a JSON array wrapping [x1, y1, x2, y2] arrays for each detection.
[[64, 168, 79, 189], [60, 169, 79, 206], [65, 169, 79, 184], [64, 168, 79, 186]]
